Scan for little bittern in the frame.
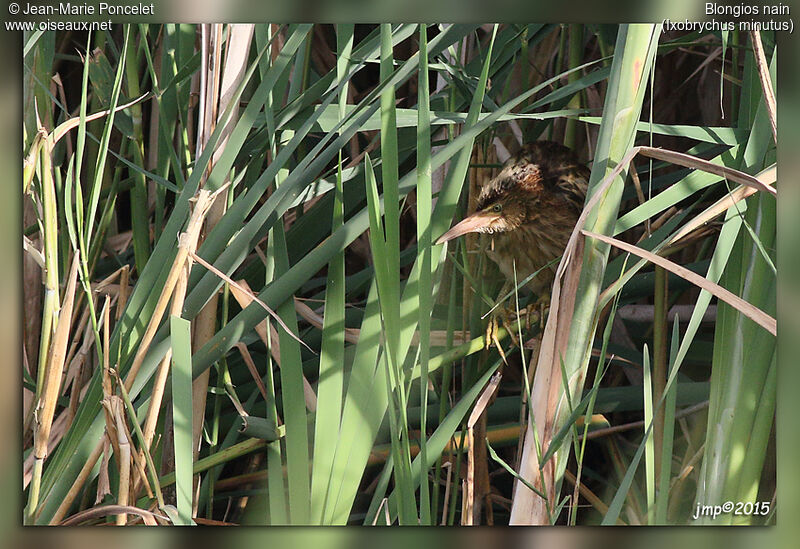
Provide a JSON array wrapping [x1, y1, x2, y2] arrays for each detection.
[[437, 141, 590, 335]]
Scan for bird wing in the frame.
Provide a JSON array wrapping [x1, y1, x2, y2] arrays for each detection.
[[521, 141, 590, 211], [548, 164, 590, 211]]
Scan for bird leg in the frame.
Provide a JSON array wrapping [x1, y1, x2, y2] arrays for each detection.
[[485, 283, 548, 354], [484, 282, 510, 350], [485, 306, 513, 366], [485, 282, 532, 350], [529, 293, 549, 331]]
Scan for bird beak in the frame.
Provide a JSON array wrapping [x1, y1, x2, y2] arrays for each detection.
[[436, 212, 496, 244]]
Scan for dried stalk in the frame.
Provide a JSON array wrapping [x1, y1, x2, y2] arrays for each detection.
[[106, 397, 131, 525], [462, 372, 501, 525], [122, 188, 218, 392], [191, 27, 255, 498], [26, 255, 79, 522], [749, 30, 777, 145], [582, 230, 776, 335], [58, 505, 167, 526], [133, 190, 215, 497], [229, 280, 318, 412]]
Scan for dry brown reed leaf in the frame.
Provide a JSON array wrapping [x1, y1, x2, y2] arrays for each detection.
[[749, 30, 777, 144], [230, 281, 282, 365], [58, 504, 168, 526], [34, 255, 80, 460], [123, 188, 217, 392], [139, 248, 189, 458], [234, 342, 269, 404], [668, 164, 775, 246], [50, 94, 149, 147], [638, 146, 776, 196], [582, 229, 776, 335], [294, 298, 360, 344], [117, 265, 130, 320], [99, 396, 132, 525], [190, 251, 313, 352], [22, 235, 45, 268], [96, 437, 112, 504], [463, 371, 502, 525], [229, 280, 318, 412]]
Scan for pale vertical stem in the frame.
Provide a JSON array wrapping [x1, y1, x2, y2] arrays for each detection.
[[34, 133, 59, 405], [463, 372, 501, 525], [113, 399, 131, 526], [509, 24, 661, 525], [126, 188, 217, 500], [462, 426, 474, 526], [102, 296, 112, 396], [749, 30, 777, 144], [121, 189, 216, 393], [50, 298, 112, 525], [26, 255, 79, 523], [190, 26, 222, 482], [190, 25, 254, 515]]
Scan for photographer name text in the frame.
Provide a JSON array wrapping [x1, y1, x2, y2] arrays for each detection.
[[21, 2, 154, 15]]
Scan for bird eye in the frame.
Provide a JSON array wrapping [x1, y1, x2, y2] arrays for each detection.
[[492, 204, 503, 213]]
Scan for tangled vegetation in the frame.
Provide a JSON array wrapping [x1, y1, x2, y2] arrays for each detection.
[[22, 24, 775, 525]]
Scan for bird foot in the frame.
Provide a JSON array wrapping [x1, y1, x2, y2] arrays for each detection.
[[531, 294, 550, 327], [484, 304, 542, 356], [485, 316, 510, 365]]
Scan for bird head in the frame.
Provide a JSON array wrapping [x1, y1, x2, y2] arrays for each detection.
[[436, 159, 540, 245]]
